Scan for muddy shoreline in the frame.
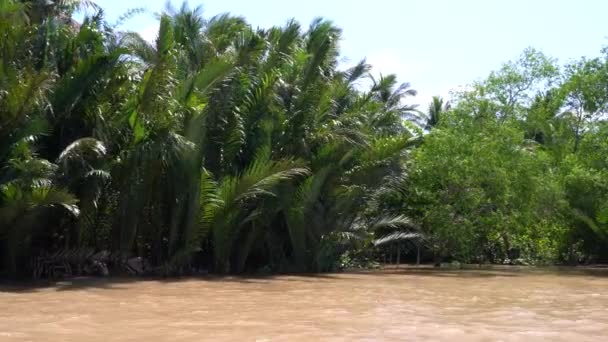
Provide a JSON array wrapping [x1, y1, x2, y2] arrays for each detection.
[[3, 263, 608, 292]]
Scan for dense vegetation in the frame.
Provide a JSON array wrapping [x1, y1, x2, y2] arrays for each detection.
[[1, 1, 607, 278]]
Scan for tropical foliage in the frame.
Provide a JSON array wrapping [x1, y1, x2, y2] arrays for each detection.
[[405, 48, 608, 264], [0, 0, 416, 277], [1, 1, 607, 278]]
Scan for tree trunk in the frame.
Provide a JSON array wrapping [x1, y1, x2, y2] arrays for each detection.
[[396, 243, 401, 268]]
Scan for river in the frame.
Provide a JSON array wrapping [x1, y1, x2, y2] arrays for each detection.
[[1, 268, 607, 341]]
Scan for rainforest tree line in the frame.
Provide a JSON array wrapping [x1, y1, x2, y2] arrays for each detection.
[[1, 0, 607, 278]]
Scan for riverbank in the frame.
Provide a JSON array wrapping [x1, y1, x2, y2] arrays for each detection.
[[380, 263, 608, 271], [384, 263, 608, 279], [3, 263, 608, 293]]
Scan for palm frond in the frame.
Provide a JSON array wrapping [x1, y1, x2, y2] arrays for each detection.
[[373, 231, 424, 247], [370, 215, 418, 231], [57, 137, 106, 164]]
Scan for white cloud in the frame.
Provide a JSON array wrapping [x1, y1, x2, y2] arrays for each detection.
[[139, 24, 159, 43], [360, 50, 460, 111], [365, 50, 428, 81]]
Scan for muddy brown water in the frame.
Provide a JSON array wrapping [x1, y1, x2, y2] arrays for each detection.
[[1, 268, 608, 341]]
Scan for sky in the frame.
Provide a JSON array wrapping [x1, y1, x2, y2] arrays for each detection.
[[96, 0, 608, 107]]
